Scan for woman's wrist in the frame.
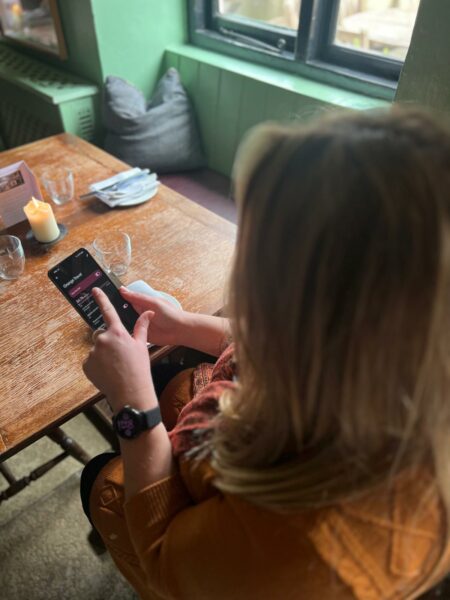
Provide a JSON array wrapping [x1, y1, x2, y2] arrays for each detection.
[[178, 312, 230, 357], [108, 384, 158, 414], [177, 310, 200, 348]]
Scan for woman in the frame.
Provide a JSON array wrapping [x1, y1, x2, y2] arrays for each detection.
[[81, 108, 450, 599]]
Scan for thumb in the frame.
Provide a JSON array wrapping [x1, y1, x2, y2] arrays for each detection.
[[133, 310, 155, 344]]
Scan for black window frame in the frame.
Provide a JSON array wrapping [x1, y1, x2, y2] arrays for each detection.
[[207, 0, 298, 54], [312, 0, 403, 81], [188, 0, 417, 98]]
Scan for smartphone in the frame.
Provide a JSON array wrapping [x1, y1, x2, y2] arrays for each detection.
[[48, 248, 139, 333]]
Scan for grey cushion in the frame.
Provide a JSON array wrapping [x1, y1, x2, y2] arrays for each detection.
[[103, 69, 205, 173]]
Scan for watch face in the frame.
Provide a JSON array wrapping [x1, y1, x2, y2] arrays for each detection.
[[115, 408, 140, 439]]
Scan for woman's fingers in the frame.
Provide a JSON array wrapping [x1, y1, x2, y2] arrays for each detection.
[[133, 310, 154, 344], [120, 287, 173, 311], [92, 325, 106, 343], [119, 287, 151, 302], [92, 287, 122, 330], [119, 286, 157, 309]]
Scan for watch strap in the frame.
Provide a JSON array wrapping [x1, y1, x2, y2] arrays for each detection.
[[113, 405, 162, 440], [141, 405, 162, 431]]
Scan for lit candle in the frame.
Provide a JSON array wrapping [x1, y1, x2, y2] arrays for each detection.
[[23, 197, 60, 243]]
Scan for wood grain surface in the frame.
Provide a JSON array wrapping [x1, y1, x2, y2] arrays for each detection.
[[0, 134, 236, 460]]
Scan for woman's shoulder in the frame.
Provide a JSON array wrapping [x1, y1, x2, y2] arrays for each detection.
[[171, 460, 449, 598], [309, 467, 449, 598]]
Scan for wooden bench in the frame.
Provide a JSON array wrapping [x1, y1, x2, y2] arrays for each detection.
[[160, 168, 236, 224]]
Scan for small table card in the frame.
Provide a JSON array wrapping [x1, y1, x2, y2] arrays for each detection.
[[0, 161, 42, 228]]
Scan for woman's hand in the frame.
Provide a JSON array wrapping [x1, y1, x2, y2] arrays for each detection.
[[82, 287, 156, 413], [120, 286, 187, 347], [120, 286, 231, 357]]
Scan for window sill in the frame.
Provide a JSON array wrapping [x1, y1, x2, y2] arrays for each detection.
[[166, 43, 390, 111]]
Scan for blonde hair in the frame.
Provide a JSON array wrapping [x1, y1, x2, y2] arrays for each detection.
[[211, 108, 450, 512]]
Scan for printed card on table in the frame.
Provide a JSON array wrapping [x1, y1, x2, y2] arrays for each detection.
[[0, 161, 42, 228]]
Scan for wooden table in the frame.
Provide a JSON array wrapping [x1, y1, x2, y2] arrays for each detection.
[[0, 134, 236, 461]]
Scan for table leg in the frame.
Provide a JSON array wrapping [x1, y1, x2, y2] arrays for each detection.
[[0, 451, 68, 503], [0, 462, 15, 484], [47, 427, 91, 465]]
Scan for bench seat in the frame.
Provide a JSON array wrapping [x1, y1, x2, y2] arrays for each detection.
[[160, 169, 236, 224]]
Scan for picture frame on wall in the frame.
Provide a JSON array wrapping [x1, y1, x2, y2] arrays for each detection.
[[0, 0, 67, 60]]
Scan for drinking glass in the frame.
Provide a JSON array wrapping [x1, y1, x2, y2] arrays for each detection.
[[0, 235, 25, 280], [93, 231, 131, 277], [41, 168, 75, 206]]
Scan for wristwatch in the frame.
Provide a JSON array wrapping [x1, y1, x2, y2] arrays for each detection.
[[112, 405, 161, 440]]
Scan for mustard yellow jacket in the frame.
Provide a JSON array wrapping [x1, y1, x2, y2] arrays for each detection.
[[90, 349, 450, 599]]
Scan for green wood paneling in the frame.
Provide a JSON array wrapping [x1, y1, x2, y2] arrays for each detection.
[[169, 56, 353, 176], [165, 45, 389, 176], [168, 44, 390, 109], [179, 56, 199, 98], [165, 51, 180, 71], [213, 71, 245, 175], [292, 96, 338, 124], [235, 79, 268, 147], [264, 86, 298, 123], [195, 63, 221, 167]]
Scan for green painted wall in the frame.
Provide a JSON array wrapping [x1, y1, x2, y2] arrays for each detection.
[[396, 0, 450, 118], [165, 46, 387, 176], [90, 0, 187, 97], [57, 0, 103, 85], [19, 0, 187, 95]]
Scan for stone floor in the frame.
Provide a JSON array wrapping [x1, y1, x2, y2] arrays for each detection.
[[0, 413, 137, 600]]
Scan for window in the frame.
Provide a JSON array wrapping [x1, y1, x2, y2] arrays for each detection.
[[334, 1, 419, 61], [189, 1, 421, 92], [212, 1, 301, 53]]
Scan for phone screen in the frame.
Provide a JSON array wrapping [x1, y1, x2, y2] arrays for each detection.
[[48, 248, 139, 333]]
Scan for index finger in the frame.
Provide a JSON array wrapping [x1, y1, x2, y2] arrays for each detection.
[[92, 287, 122, 329]]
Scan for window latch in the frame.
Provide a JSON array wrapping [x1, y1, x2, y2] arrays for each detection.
[[219, 26, 284, 54]]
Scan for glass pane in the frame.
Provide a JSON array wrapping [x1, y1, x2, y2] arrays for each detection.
[[334, 0, 421, 61], [0, 0, 62, 56], [218, 0, 301, 30]]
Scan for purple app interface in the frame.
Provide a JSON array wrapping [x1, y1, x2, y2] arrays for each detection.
[[50, 249, 138, 332], [65, 268, 113, 330]]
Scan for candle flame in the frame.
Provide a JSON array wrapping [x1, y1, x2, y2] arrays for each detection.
[[12, 4, 22, 16], [31, 197, 40, 208]]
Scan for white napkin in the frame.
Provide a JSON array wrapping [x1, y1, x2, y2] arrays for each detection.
[[126, 280, 182, 310], [89, 169, 159, 207]]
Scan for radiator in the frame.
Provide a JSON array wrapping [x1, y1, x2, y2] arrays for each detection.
[[0, 43, 100, 149]]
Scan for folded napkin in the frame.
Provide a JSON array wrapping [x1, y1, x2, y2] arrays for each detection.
[[127, 280, 182, 310], [89, 168, 159, 207]]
